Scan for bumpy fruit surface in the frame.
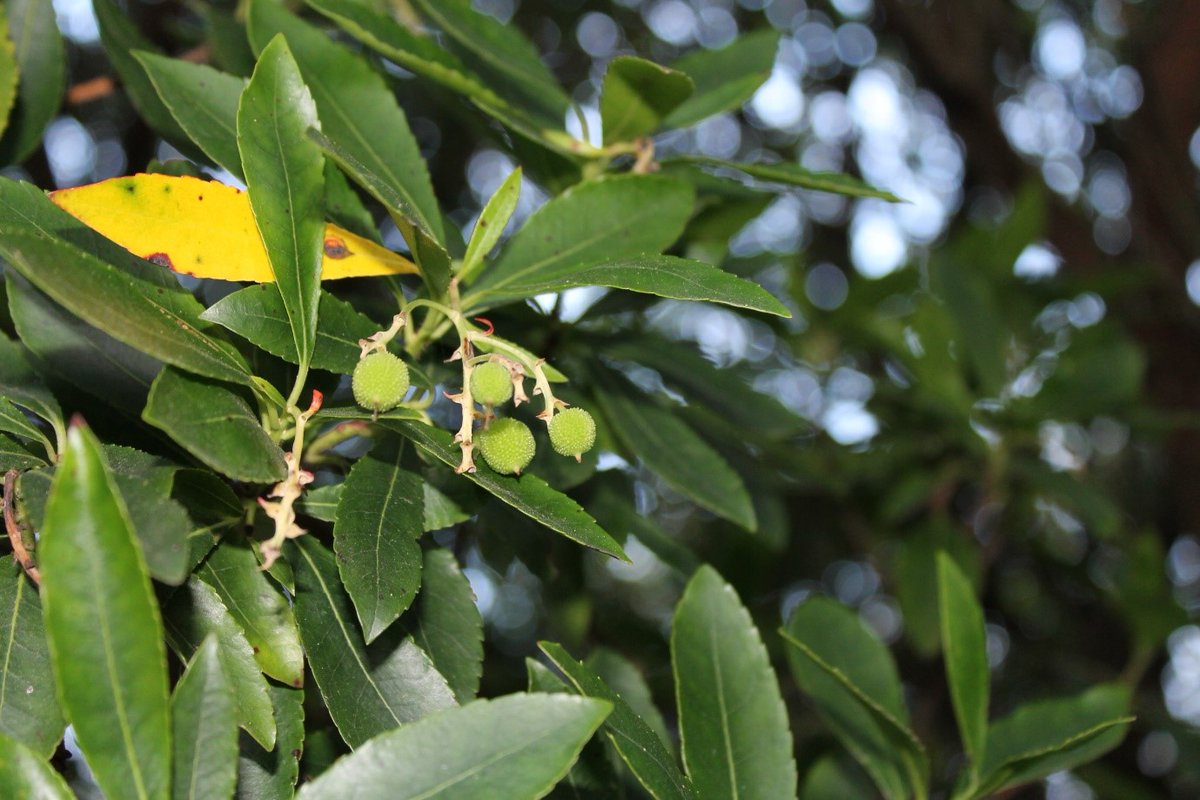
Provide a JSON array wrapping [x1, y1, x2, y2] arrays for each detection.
[[470, 361, 513, 406], [548, 407, 596, 457], [477, 418, 536, 474], [352, 351, 410, 412]]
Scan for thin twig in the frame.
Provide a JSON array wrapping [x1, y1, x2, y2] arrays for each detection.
[[2, 470, 40, 586]]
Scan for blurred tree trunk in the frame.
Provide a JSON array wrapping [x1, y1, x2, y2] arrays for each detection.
[[880, 0, 1200, 531]]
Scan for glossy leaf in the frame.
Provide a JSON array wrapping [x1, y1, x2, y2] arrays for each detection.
[[235, 683, 303, 800], [238, 34, 326, 369], [0, 228, 251, 386], [0, 335, 63, 445], [287, 536, 456, 748], [203, 286, 379, 375], [171, 636, 238, 800], [407, 549, 483, 704], [7, 270, 162, 412], [136, 52, 245, 177], [672, 566, 795, 800], [0, 0, 64, 164], [783, 597, 927, 800], [387, 421, 628, 561], [540, 641, 695, 800], [163, 577, 277, 749], [672, 155, 903, 201], [296, 693, 610, 800], [478, 253, 789, 317], [0, 731, 73, 800], [977, 685, 1132, 797], [586, 647, 673, 750], [247, 0, 444, 245], [459, 167, 522, 283], [937, 551, 989, 776], [466, 174, 694, 303], [334, 445, 425, 642], [0, 433, 43, 470], [0, 562, 63, 757], [597, 379, 756, 530], [663, 30, 780, 129], [144, 367, 285, 483], [197, 539, 304, 686], [601, 56, 693, 144], [304, 0, 566, 156], [409, 0, 571, 127], [39, 422, 171, 800]]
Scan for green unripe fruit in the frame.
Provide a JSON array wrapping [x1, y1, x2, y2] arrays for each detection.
[[477, 418, 535, 475], [548, 407, 596, 458], [470, 361, 513, 406], [352, 351, 410, 412]]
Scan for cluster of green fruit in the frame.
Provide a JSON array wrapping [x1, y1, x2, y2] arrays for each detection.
[[350, 353, 596, 475]]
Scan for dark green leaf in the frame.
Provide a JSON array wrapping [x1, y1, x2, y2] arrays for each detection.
[[287, 536, 456, 748], [238, 34, 326, 370], [172, 636, 238, 800], [978, 684, 1132, 796], [540, 642, 694, 800], [0, 562, 63, 757], [334, 445, 425, 642], [248, 0, 444, 245], [93, 0, 203, 160], [475, 253, 790, 317], [39, 422, 171, 800], [0, 0, 64, 164], [0, 229, 251, 385], [466, 174, 694, 304], [236, 683, 303, 800], [586, 647, 673, 751], [459, 167, 522, 283], [143, 367, 286, 484], [663, 30, 780, 129], [672, 566, 795, 800], [387, 421, 627, 561], [671, 156, 902, 201], [601, 56, 693, 145], [203, 286, 378, 376], [597, 379, 756, 530], [409, 0, 571, 127], [407, 549, 483, 705], [892, 521, 980, 659], [0, 433, 43, 470], [197, 539, 304, 686], [7, 271, 162, 412], [797, 752, 878, 800], [304, 0, 567, 156], [0, 335, 63, 445], [782, 597, 927, 800], [163, 576, 278, 750], [136, 51, 246, 177], [323, 160, 379, 242], [295, 693, 611, 800], [929, 251, 1008, 396], [20, 459, 195, 586], [0, 731, 73, 800], [937, 551, 989, 775]]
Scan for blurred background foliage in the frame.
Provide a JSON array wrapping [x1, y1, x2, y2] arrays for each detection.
[[2, 0, 1198, 796]]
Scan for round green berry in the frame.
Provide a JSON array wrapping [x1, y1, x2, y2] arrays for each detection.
[[476, 417, 535, 475], [548, 407, 596, 458], [352, 351, 410, 412], [470, 361, 513, 406]]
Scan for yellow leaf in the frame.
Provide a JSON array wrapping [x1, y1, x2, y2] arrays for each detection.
[[49, 173, 418, 282]]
